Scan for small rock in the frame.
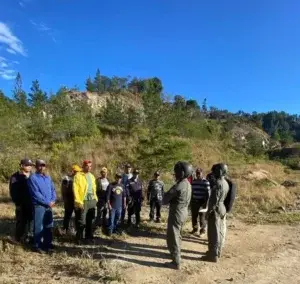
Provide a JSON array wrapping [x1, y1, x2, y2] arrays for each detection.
[[281, 180, 298, 188], [278, 206, 287, 213], [226, 278, 234, 282]]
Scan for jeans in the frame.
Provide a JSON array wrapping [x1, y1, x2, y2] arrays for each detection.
[[15, 205, 33, 242], [33, 205, 53, 249], [149, 199, 162, 220], [108, 207, 122, 233]]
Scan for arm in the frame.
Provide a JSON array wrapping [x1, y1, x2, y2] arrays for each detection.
[[122, 186, 126, 208], [147, 181, 151, 201], [9, 175, 20, 205], [208, 182, 221, 212], [50, 180, 56, 203], [106, 185, 112, 207], [162, 184, 178, 205], [27, 176, 49, 207], [73, 174, 83, 207]]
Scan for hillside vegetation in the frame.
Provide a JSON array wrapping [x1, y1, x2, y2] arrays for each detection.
[[1, 69, 300, 214]]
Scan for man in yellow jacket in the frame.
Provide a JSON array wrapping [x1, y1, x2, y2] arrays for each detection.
[[73, 160, 98, 242]]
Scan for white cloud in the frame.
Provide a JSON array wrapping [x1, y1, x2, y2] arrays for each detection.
[[19, 0, 32, 8], [30, 20, 57, 43], [0, 57, 17, 81], [0, 22, 27, 56], [19, 1, 25, 8]]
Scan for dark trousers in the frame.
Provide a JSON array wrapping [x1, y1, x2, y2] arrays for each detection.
[[108, 207, 122, 233], [191, 200, 207, 232], [128, 201, 141, 225], [95, 201, 108, 228], [75, 199, 96, 240], [149, 199, 162, 220], [33, 205, 53, 249], [63, 202, 74, 231], [15, 205, 32, 242]]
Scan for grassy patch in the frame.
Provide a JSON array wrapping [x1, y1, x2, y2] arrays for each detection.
[[239, 212, 300, 225]]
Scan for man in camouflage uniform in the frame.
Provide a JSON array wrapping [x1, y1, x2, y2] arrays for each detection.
[[163, 161, 192, 270], [147, 171, 164, 223], [203, 163, 229, 263]]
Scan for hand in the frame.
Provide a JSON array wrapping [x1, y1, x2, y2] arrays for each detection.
[[75, 202, 83, 209], [108, 204, 112, 210], [49, 202, 55, 208]]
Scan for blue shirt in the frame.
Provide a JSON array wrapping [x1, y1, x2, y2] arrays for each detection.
[[107, 183, 125, 209], [27, 173, 56, 207]]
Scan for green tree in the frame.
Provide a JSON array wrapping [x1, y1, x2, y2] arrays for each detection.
[[13, 72, 27, 110], [86, 76, 95, 92], [28, 80, 48, 107], [94, 69, 104, 93]]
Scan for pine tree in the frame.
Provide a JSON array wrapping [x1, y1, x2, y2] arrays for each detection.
[[13, 72, 27, 109], [28, 80, 48, 107], [202, 98, 208, 112], [94, 69, 104, 93], [86, 77, 95, 92]]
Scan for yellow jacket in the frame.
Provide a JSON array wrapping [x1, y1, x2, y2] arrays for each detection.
[[73, 172, 98, 206]]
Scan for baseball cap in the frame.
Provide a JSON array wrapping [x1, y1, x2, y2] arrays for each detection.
[[101, 167, 108, 173], [133, 169, 140, 174], [83, 160, 92, 166], [36, 159, 46, 166], [125, 163, 132, 168], [154, 171, 160, 176], [72, 164, 82, 172], [20, 159, 34, 166]]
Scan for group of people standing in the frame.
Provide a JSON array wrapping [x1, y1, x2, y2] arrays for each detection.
[[61, 162, 165, 239], [9, 158, 235, 270]]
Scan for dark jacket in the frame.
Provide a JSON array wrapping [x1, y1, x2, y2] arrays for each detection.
[[147, 179, 164, 201], [96, 177, 110, 204], [127, 177, 143, 203], [61, 175, 74, 204], [9, 171, 32, 208]]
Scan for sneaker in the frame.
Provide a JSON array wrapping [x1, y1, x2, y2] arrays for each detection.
[[199, 229, 206, 236], [164, 261, 181, 270], [155, 219, 161, 223], [190, 229, 198, 235]]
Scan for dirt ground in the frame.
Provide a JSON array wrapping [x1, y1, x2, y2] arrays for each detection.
[[1, 207, 300, 284]]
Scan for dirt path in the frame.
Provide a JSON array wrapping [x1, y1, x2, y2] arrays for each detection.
[[1, 217, 300, 284], [95, 219, 300, 284]]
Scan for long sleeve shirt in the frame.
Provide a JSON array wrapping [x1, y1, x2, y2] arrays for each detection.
[[27, 173, 56, 207]]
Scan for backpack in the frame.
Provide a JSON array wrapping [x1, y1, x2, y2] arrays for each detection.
[[224, 178, 236, 213]]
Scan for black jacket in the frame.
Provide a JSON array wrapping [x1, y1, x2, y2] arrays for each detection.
[[224, 178, 236, 213], [9, 171, 32, 208]]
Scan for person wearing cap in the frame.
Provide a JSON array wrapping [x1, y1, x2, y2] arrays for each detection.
[[27, 160, 56, 253], [121, 163, 133, 224], [95, 167, 110, 229], [73, 160, 98, 241], [9, 158, 34, 243], [147, 171, 165, 223], [190, 168, 210, 236], [127, 169, 143, 228], [61, 165, 82, 233], [106, 173, 126, 236]]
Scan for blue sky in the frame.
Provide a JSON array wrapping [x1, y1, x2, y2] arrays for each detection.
[[0, 0, 299, 113]]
